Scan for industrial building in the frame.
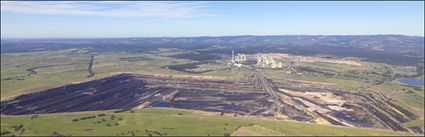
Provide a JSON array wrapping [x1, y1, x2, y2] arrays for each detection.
[[229, 50, 247, 67], [256, 53, 283, 68]]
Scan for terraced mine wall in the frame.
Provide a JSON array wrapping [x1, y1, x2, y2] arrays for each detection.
[[0, 73, 273, 116]]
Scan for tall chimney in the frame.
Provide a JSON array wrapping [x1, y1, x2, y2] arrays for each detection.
[[232, 50, 235, 63]]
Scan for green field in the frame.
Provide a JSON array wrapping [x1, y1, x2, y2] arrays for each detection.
[[0, 108, 413, 136]]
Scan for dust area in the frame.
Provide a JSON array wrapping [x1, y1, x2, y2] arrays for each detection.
[[232, 125, 285, 136], [314, 117, 332, 125], [291, 79, 335, 86], [268, 53, 362, 66], [279, 89, 346, 106]]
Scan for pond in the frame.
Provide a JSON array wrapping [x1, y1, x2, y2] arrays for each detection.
[[399, 79, 424, 87]]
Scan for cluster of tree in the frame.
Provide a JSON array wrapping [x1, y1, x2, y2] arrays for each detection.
[[51, 131, 71, 137], [118, 130, 140, 136], [5, 124, 26, 135], [0, 130, 12, 136], [105, 123, 119, 127], [11, 124, 24, 132], [113, 109, 132, 113], [92, 114, 123, 127], [72, 115, 97, 122], [415, 65, 424, 76], [30, 115, 39, 119], [145, 129, 168, 136]]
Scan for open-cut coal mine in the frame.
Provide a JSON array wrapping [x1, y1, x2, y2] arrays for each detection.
[[0, 72, 421, 133], [0, 73, 273, 116]]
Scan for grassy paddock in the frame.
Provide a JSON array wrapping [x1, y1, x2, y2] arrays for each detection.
[[0, 108, 413, 136]]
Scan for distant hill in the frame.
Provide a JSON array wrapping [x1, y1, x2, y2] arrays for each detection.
[[1, 35, 424, 65]]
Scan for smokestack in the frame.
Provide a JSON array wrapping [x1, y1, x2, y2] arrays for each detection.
[[232, 50, 235, 63]]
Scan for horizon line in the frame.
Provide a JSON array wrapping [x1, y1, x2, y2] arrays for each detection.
[[1, 34, 424, 40]]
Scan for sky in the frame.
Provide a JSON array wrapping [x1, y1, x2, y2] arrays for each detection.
[[1, 1, 424, 38]]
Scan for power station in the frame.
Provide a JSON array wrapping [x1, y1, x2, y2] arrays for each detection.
[[229, 50, 282, 68]]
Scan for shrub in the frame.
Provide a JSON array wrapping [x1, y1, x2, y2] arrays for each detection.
[[11, 124, 23, 132], [413, 87, 422, 91], [31, 115, 39, 119], [79, 115, 96, 120], [1, 130, 12, 136], [52, 131, 65, 137], [113, 109, 130, 113]]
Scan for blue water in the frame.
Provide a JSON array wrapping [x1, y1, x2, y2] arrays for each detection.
[[399, 79, 424, 87], [151, 101, 170, 107]]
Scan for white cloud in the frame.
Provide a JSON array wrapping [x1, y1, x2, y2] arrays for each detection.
[[0, 1, 212, 18]]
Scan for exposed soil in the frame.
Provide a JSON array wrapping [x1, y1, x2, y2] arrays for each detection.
[[0, 73, 272, 116]]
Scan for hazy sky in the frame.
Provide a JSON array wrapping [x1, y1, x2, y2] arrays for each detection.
[[1, 1, 424, 38]]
